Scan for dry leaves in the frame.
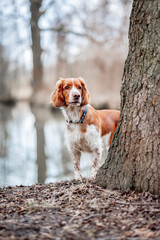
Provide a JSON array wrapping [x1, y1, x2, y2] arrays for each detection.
[[0, 179, 160, 239]]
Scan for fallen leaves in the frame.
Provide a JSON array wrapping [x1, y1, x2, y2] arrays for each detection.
[[0, 179, 160, 239]]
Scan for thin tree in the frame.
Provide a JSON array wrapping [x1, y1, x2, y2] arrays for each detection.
[[96, 0, 160, 195], [30, 0, 44, 91]]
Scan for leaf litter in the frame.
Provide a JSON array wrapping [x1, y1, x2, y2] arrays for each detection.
[[0, 179, 160, 239]]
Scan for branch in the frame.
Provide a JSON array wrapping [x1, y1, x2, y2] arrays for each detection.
[[40, 27, 109, 45]]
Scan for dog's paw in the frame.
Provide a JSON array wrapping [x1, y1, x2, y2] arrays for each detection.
[[90, 170, 97, 180], [90, 171, 96, 179], [74, 172, 83, 181], [90, 175, 96, 180]]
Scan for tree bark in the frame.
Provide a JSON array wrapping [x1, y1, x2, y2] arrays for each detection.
[[30, 0, 43, 91], [96, 0, 160, 195]]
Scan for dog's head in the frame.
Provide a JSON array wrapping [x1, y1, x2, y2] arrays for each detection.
[[51, 77, 90, 107]]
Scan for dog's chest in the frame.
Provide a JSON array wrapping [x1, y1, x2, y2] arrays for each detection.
[[66, 124, 101, 152]]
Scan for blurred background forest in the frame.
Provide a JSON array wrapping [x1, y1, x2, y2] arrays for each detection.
[[0, 0, 132, 187]]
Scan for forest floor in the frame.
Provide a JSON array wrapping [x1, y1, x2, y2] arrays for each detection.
[[0, 179, 160, 240]]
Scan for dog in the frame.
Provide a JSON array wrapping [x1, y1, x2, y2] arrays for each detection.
[[51, 77, 120, 180]]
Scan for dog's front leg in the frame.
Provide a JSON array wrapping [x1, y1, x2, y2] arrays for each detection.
[[91, 148, 102, 179], [70, 148, 82, 181]]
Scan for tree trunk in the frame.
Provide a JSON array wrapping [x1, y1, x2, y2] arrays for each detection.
[[96, 0, 160, 195], [0, 45, 10, 101], [30, 0, 43, 91], [55, 33, 67, 79]]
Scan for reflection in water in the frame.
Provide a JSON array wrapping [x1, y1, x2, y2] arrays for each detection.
[[32, 107, 47, 184], [0, 103, 37, 186], [0, 102, 91, 187]]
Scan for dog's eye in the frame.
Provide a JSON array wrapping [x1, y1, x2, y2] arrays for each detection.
[[65, 86, 69, 90], [78, 86, 81, 89]]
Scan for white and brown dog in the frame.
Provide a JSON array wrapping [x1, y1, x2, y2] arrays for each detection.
[[51, 77, 120, 180]]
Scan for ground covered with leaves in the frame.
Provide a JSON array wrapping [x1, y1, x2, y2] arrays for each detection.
[[0, 180, 160, 239]]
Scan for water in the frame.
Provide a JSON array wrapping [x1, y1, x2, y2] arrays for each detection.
[[0, 102, 91, 187]]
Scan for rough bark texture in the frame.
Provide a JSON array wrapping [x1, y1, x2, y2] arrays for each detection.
[[30, 0, 43, 91], [96, 0, 160, 195]]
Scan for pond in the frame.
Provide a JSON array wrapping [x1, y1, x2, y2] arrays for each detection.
[[0, 102, 91, 187]]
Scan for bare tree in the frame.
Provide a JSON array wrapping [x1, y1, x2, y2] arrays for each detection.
[[0, 0, 131, 106], [0, 44, 10, 101], [96, 0, 160, 195], [30, 0, 44, 91]]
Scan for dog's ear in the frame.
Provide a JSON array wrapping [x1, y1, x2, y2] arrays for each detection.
[[51, 80, 65, 107], [79, 78, 90, 105]]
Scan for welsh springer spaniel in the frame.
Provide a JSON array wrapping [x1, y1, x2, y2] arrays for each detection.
[[51, 78, 120, 180]]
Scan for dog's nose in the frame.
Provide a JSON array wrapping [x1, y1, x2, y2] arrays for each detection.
[[73, 94, 80, 99]]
